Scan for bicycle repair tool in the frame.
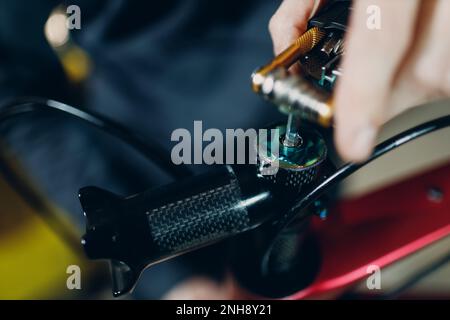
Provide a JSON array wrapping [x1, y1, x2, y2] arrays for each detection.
[[78, 0, 351, 297], [252, 0, 350, 128]]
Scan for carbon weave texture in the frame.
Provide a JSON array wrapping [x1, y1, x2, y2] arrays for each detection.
[[147, 178, 249, 252], [262, 166, 318, 192]]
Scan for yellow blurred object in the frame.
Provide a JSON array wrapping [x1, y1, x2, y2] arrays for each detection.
[[0, 147, 101, 299], [44, 6, 92, 84], [59, 46, 92, 84], [0, 212, 83, 299]]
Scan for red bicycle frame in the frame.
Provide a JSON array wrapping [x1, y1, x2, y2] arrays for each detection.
[[236, 162, 450, 299]]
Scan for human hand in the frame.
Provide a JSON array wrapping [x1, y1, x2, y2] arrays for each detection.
[[163, 277, 234, 300], [269, 0, 450, 162]]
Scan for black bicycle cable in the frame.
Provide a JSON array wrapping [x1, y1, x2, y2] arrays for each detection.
[[0, 97, 193, 248], [0, 97, 193, 180]]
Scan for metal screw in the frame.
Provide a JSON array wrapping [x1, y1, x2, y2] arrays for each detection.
[[314, 200, 328, 220], [427, 187, 443, 203], [283, 113, 303, 148]]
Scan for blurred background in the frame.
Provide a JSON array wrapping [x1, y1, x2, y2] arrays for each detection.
[[0, 0, 282, 299], [0, 0, 448, 299]]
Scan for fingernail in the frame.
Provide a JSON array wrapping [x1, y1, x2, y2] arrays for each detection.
[[348, 125, 377, 161]]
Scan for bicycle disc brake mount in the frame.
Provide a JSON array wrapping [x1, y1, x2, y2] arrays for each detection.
[[79, 0, 351, 297]]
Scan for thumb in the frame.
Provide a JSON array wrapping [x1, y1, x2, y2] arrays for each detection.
[[334, 0, 420, 162]]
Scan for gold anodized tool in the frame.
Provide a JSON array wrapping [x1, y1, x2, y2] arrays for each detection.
[[252, 26, 334, 128]]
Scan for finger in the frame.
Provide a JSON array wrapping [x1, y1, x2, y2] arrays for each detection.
[[334, 0, 421, 162], [163, 277, 231, 300], [269, 0, 326, 55], [413, 0, 450, 96], [385, 0, 443, 119]]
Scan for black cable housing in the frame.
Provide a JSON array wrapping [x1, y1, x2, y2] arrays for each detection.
[[0, 97, 193, 180]]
